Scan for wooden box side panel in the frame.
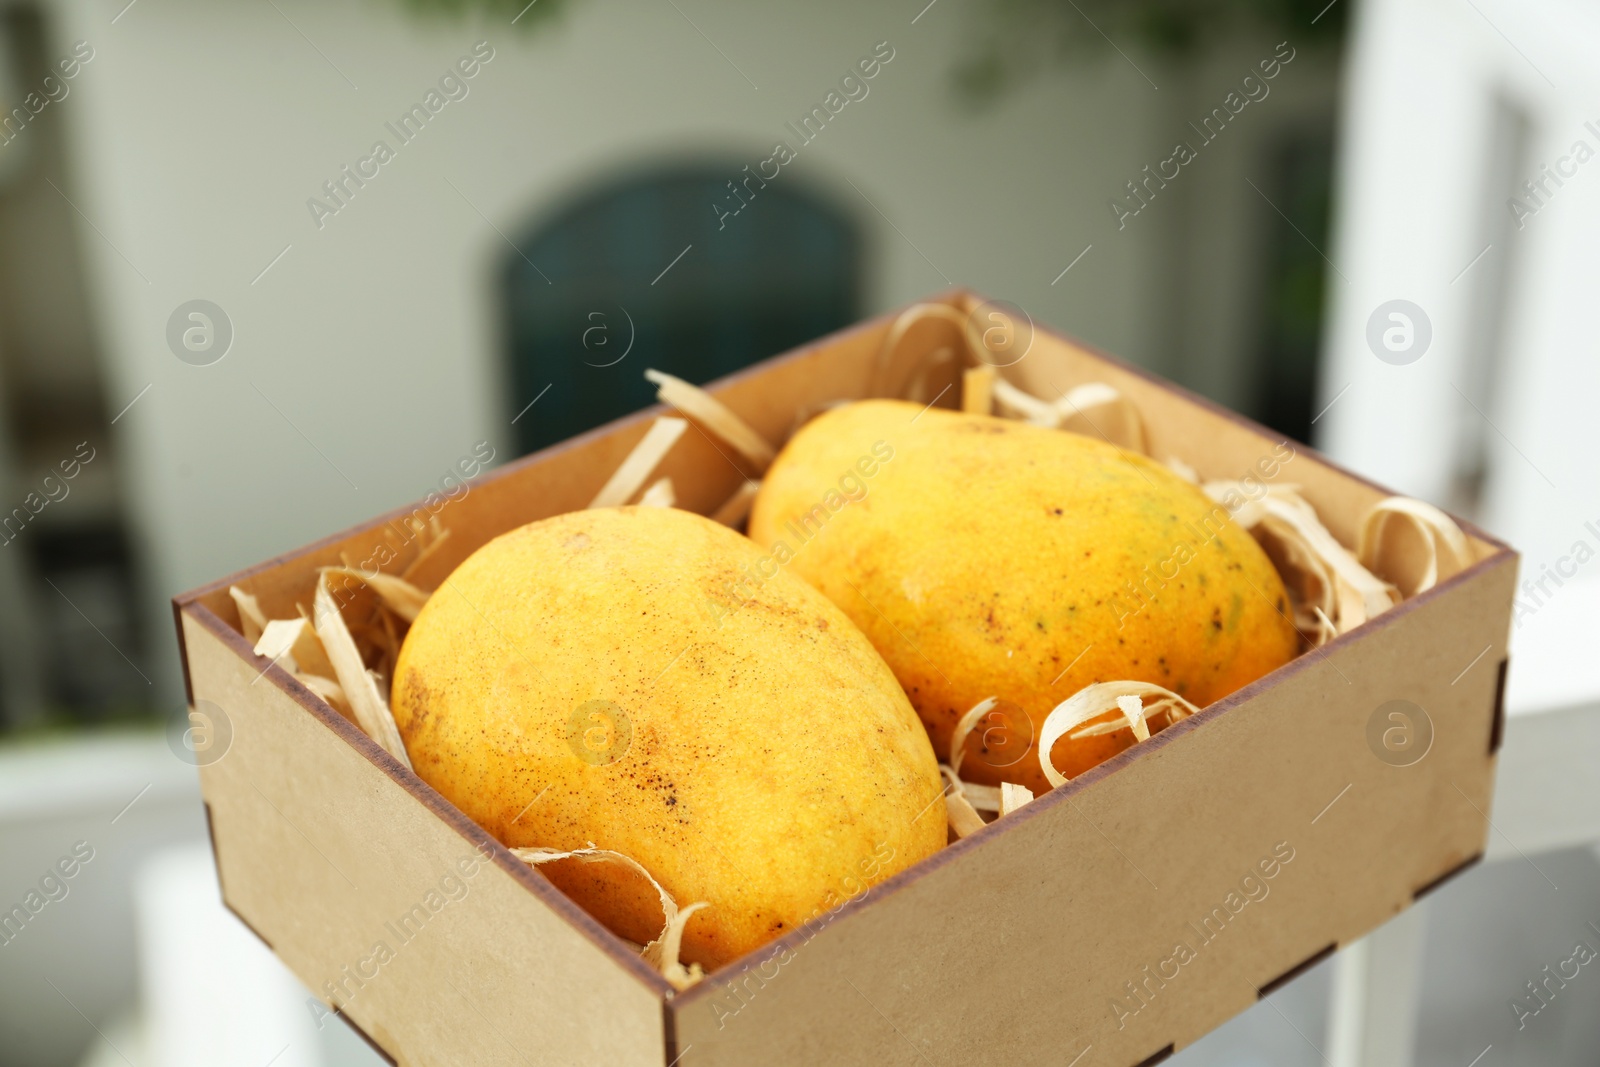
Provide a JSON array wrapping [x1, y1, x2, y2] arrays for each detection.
[[670, 553, 1515, 1066], [183, 611, 666, 1067]]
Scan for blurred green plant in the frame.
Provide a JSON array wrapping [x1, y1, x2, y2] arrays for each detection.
[[953, 0, 1347, 102]]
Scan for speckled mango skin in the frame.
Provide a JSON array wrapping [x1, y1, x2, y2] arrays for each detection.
[[748, 399, 1299, 795], [390, 505, 944, 970]]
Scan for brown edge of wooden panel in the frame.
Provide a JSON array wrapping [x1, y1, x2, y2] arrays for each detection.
[[1412, 852, 1483, 902], [672, 545, 1517, 1006], [1490, 659, 1509, 755], [203, 801, 223, 895], [326, 1007, 400, 1067], [1257, 943, 1336, 999], [1133, 1043, 1175, 1066], [180, 600, 674, 998], [174, 595, 196, 707], [1022, 317, 1514, 557], [662, 1000, 679, 1067]]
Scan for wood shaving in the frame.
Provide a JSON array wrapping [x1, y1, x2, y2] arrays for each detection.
[[940, 766, 987, 839], [1205, 482, 1398, 644], [511, 845, 707, 991], [992, 378, 1059, 426], [1357, 495, 1474, 597], [319, 567, 431, 623], [312, 574, 412, 769], [947, 696, 999, 776], [958, 779, 1002, 814], [229, 586, 268, 645], [993, 379, 1146, 452], [710, 480, 761, 528], [638, 477, 676, 508], [253, 617, 335, 679], [1115, 694, 1152, 742], [253, 617, 353, 719], [645, 369, 776, 474], [1039, 681, 1199, 788], [588, 417, 688, 509], [869, 303, 969, 398], [296, 673, 352, 721], [1164, 455, 1200, 484], [962, 365, 996, 414], [999, 782, 1034, 817], [1057, 382, 1147, 453]]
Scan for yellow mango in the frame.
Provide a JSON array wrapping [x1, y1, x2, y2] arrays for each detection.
[[748, 400, 1299, 794], [391, 505, 944, 969]]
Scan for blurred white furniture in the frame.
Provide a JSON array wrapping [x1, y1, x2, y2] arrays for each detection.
[[1320, 0, 1600, 1063], [0, 733, 203, 1067]]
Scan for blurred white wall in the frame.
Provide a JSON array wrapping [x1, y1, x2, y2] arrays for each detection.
[[37, 0, 1336, 706], [1319, 0, 1600, 717]]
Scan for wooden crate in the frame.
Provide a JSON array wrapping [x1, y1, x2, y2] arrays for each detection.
[[175, 291, 1516, 1066]]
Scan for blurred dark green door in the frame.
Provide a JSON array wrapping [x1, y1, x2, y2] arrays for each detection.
[[503, 166, 861, 455]]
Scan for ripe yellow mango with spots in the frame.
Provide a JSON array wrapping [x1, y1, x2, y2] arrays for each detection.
[[748, 400, 1298, 795], [390, 505, 943, 969]]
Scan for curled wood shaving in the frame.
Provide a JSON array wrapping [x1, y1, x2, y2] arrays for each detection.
[[1358, 496, 1474, 597], [1039, 681, 1199, 788], [312, 574, 412, 769], [253, 617, 335, 679], [638, 477, 676, 508], [511, 845, 707, 991], [710, 480, 761, 528], [999, 782, 1034, 817], [589, 417, 688, 509], [320, 567, 431, 623], [940, 767, 987, 839], [229, 586, 268, 645], [645, 369, 776, 474], [962, 365, 996, 414], [869, 303, 969, 398], [254, 618, 354, 720], [959, 779, 1002, 814], [1206, 482, 1398, 643], [1164, 455, 1200, 484], [1116, 694, 1152, 742], [1058, 382, 1147, 453], [993, 379, 1146, 452], [947, 696, 999, 776], [992, 378, 1058, 426]]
